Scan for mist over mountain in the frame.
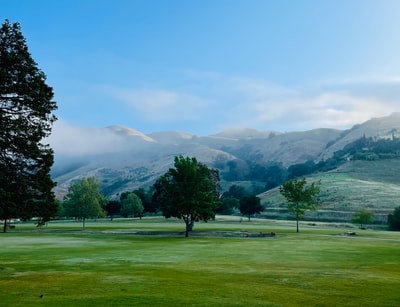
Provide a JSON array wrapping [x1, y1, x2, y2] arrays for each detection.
[[50, 113, 400, 199]]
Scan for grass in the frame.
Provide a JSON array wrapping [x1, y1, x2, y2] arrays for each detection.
[[1, 217, 400, 306]]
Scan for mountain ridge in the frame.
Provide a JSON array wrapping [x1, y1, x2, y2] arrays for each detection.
[[50, 113, 400, 199]]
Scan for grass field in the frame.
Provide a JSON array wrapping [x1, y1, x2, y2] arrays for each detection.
[[1, 217, 400, 306]]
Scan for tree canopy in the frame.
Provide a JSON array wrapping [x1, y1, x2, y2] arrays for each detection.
[[120, 192, 144, 218], [0, 20, 58, 232], [388, 206, 400, 231], [63, 177, 107, 230], [153, 155, 221, 237], [280, 177, 320, 232], [239, 195, 264, 221], [352, 209, 373, 229]]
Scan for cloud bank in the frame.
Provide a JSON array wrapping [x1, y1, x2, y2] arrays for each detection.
[[104, 73, 400, 133]]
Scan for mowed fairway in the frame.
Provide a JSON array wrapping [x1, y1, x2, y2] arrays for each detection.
[[1, 218, 399, 306]]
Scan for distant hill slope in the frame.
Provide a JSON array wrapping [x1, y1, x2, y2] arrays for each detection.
[[50, 113, 400, 200], [259, 159, 400, 224]]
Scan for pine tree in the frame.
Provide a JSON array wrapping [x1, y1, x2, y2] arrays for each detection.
[[0, 20, 58, 232]]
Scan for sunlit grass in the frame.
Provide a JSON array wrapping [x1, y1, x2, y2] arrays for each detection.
[[1, 218, 399, 306]]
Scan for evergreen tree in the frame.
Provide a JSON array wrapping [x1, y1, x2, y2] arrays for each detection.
[[0, 20, 57, 232]]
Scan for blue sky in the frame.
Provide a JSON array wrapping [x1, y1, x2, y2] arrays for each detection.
[[2, 0, 400, 135]]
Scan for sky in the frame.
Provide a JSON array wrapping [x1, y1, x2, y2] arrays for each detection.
[[2, 0, 400, 136]]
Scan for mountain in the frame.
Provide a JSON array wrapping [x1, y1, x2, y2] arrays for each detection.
[[50, 113, 400, 199]]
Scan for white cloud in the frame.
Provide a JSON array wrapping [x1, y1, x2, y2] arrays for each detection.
[[109, 88, 210, 122], [100, 72, 400, 134]]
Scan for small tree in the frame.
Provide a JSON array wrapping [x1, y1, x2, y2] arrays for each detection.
[[239, 195, 264, 221], [352, 209, 373, 229], [280, 177, 320, 233], [120, 192, 144, 219], [63, 177, 107, 230], [153, 156, 221, 237], [388, 206, 400, 231]]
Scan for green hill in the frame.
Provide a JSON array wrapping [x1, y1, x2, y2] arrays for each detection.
[[259, 159, 400, 224]]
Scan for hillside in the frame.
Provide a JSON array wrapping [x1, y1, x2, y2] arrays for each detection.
[[50, 113, 400, 201], [259, 159, 400, 224]]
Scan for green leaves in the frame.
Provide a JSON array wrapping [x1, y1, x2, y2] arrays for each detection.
[[0, 20, 57, 231], [153, 156, 221, 236], [280, 177, 321, 232]]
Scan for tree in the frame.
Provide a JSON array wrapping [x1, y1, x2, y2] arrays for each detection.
[[388, 206, 400, 231], [120, 192, 144, 218], [239, 195, 264, 221], [352, 209, 373, 229], [280, 178, 320, 233], [153, 156, 221, 237], [104, 200, 121, 220], [0, 20, 58, 232], [63, 177, 107, 230], [133, 187, 157, 214], [216, 196, 239, 215]]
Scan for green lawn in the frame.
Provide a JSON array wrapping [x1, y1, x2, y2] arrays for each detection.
[[1, 218, 399, 306]]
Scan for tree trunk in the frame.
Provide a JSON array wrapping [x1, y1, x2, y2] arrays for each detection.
[[2, 219, 7, 233], [185, 220, 194, 237]]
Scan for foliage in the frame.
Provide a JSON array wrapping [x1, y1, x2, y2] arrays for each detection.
[[216, 196, 239, 215], [280, 177, 321, 232], [104, 200, 121, 220], [63, 177, 107, 230], [0, 20, 58, 232], [352, 209, 373, 229], [388, 206, 400, 231], [222, 184, 249, 199], [152, 155, 221, 236], [120, 192, 144, 218], [239, 195, 264, 221]]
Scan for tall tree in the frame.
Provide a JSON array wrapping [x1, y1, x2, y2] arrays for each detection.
[[239, 195, 264, 221], [280, 178, 320, 233], [63, 177, 107, 230], [0, 20, 57, 232], [153, 156, 221, 237]]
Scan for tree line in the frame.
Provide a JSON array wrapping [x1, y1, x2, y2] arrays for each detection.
[[1, 19, 399, 234]]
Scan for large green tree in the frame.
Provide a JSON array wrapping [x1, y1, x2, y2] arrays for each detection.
[[239, 195, 264, 221], [0, 20, 57, 232], [280, 177, 320, 233], [153, 156, 221, 237], [63, 177, 107, 230]]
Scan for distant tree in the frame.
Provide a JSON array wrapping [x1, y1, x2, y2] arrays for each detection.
[[239, 195, 264, 221], [388, 206, 400, 231], [153, 156, 221, 237], [280, 178, 321, 233], [264, 163, 287, 190], [105, 200, 121, 220], [120, 192, 144, 219], [63, 177, 107, 230], [216, 196, 239, 215], [133, 187, 157, 214], [352, 209, 373, 229], [0, 20, 58, 232], [223, 184, 248, 200]]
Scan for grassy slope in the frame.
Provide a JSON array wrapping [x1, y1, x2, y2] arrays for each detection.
[[1, 219, 399, 307], [260, 159, 400, 223]]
